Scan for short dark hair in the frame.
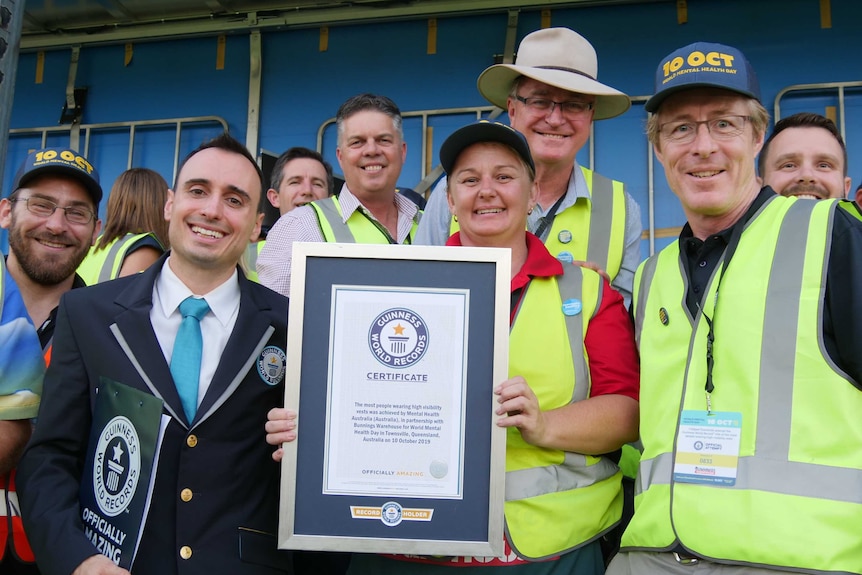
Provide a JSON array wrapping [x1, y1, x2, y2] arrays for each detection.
[[336, 93, 403, 144], [174, 132, 265, 209], [759, 112, 848, 177], [270, 147, 334, 196]]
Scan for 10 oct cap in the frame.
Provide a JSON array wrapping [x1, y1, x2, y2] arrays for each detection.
[[11, 148, 103, 205], [645, 41, 761, 113]]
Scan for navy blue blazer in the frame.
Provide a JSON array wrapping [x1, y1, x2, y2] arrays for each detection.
[[18, 255, 293, 575]]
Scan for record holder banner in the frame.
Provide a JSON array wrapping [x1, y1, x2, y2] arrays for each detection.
[[279, 243, 510, 557]]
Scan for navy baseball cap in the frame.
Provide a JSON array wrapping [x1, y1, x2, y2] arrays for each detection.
[[645, 42, 760, 113], [11, 147, 102, 206], [439, 121, 534, 175]]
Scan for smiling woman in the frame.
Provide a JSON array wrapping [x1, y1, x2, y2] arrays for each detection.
[[77, 168, 171, 285], [346, 121, 640, 574]]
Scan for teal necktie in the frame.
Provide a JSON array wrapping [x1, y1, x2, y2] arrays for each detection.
[[171, 296, 210, 422]]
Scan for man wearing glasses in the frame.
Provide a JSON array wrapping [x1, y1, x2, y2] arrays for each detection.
[[0, 147, 102, 574], [416, 27, 642, 305], [608, 42, 862, 574]]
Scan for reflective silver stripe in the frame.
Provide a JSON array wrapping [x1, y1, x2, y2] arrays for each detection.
[[640, 201, 862, 504], [556, 267, 589, 403], [98, 234, 141, 282], [633, 255, 658, 346], [506, 453, 620, 501], [246, 242, 260, 272], [586, 171, 614, 271], [639, 452, 862, 504], [507, 268, 617, 501], [313, 197, 355, 242], [756, 200, 815, 459]]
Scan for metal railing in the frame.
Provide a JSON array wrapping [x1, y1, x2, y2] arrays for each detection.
[[9, 115, 229, 183]]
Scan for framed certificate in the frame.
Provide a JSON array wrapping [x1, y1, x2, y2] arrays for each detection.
[[278, 242, 510, 557]]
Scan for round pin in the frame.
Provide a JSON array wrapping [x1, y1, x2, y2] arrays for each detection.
[[558, 230, 573, 244], [562, 298, 582, 316], [659, 307, 669, 325], [556, 251, 574, 264]]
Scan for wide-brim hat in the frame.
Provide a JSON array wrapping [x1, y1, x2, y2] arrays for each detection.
[[439, 121, 534, 176], [476, 27, 631, 121]]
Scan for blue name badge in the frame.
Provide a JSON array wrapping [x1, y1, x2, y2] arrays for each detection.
[[561, 299, 582, 316]]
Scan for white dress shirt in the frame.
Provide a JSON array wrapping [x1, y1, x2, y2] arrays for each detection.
[[151, 258, 241, 408]]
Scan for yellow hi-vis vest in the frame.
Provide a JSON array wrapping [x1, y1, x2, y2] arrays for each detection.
[[628, 196, 862, 573], [505, 265, 623, 560], [243, 240, 265, 283], [840, 198, 862, 222], [449, 166, 626, 279], [77, 232, 156, 285], [310, 196, 419, 244]]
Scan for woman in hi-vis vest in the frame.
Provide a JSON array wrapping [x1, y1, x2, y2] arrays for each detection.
[[77, 168, 169, 285], [267, 121, 640, 575]]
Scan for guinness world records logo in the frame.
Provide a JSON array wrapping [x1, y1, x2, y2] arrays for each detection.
[[93, 416, 141, 517], [380, 501, 403, 526], [368, 308, 429, 369]]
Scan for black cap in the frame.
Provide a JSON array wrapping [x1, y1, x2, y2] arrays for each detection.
[[11, 147, 102, 206], [439, 121, 534, 175]]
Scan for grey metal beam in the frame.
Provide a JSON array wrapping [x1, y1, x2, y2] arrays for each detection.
[[246, 29, 262, 158], [20, 0, 665, 51], [0, 0, 25, 186]]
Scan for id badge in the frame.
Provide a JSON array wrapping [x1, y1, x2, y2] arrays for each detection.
[[673, 410, 742, 486]]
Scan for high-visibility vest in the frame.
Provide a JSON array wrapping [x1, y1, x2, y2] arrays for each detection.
[[628, 196, 862, 573], [243, 240, 265, 283], [840, 198, 862, 221], [450, 166, 626, 279], [310, 196, 419, 244], [77, 232, 158, 285], [505, 265, 623, 559]]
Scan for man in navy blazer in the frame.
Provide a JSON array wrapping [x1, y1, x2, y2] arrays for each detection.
[[17, 134, 293, 575]]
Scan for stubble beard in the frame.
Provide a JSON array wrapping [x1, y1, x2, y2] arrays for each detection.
[[7, 217, 90, 286]]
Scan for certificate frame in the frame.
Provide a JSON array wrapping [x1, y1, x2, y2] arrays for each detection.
[[279, 242, 510, 557]]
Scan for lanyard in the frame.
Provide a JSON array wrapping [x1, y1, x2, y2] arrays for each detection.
[[696, 220, 746, 414], [532, 192, 567, 240], [358, 207, 411, 245]]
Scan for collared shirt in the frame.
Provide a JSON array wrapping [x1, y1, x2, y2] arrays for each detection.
[[678, 186, 862, 388], [151, 258, 240, 406], [678, 188, 771, 317], [257, 185, 421, 297], [415, 162, 642, 307]]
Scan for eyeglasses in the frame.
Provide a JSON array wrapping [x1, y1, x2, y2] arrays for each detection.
[[10, 196, 96, 225], [659, 115, 751, 144], [515, 95, 593, 118]]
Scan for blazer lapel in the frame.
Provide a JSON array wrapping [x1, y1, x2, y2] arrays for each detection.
[[195, 274, 277, 425], [110, 255, 188, 426]]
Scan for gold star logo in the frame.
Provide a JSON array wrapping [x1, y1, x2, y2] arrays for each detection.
[[393, 323, 406, 335]]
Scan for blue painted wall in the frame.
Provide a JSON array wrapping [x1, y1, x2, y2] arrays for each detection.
[[4, 0, 861, 258]]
